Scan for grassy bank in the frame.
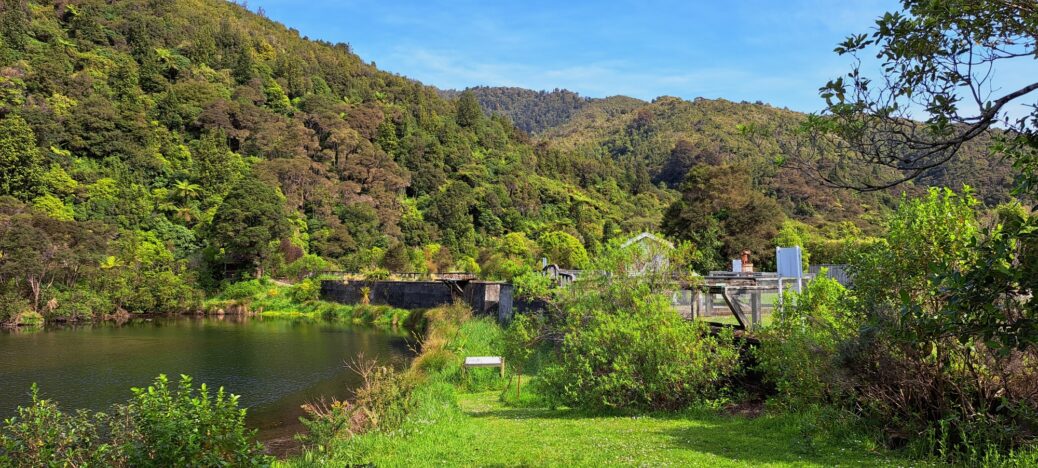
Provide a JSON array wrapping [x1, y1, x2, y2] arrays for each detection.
[[283, 306, 914, 467], [205, 278, 411, 328]]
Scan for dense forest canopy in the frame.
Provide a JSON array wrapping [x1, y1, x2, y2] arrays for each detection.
[[442, 86, 612, 135], [0, 0, 1019, 320]]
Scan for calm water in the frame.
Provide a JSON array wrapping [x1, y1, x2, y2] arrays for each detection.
[[0, 316, 413, 455]]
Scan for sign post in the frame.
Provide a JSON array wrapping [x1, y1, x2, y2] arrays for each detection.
[[775, 246, 804, 310]]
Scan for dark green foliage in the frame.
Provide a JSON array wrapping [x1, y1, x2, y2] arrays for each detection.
[[663, 163, 785, 270], [0, 376, 271, 467], [455, 90, 483, 127], [0, 0, 678, 316], [425, 181, 476, 255], [802, 3, 1038, 457], [0, 385, 117, 466], [535, 244, 741, 411], [842, 189, 1038, 459], [209, 175, 290, 277], [0, 197, 109, 314], [118, 374, 269, 466], [451, 86, 596, 134], [539, 93, 1013, 228], [759, 189, 1038, 462], [755, 276, 858, 409], [0, 114, 41, 200]]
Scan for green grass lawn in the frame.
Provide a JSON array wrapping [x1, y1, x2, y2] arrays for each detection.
[[699, 312, 775, 327], [305, 390, 914, 467]]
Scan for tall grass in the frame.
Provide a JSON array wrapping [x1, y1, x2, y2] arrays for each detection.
[[292, 302, 507, 464]]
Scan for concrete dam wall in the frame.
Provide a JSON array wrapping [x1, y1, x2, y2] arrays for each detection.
[[320, 280, 514, 323]]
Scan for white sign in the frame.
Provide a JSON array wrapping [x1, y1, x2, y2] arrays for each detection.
[[464, 356, 503, 367], [776, 246, 803, 278], [731, 259, 742, 272]]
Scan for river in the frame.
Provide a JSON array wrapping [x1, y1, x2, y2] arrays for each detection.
[[0, 316, 413, 456]]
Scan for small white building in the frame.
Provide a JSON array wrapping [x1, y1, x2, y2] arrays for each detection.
[[620, 232, 674, 275]]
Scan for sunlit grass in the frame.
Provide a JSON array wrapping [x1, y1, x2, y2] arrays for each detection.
[[206, 280, 412, 327], [293, 388, 912, 467], [283, 309, 914, 467]]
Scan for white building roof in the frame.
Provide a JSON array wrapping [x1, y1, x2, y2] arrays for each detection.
[[621, 232, 674, 249]]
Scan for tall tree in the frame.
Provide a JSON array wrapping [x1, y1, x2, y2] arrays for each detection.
[[0, 198, 107, 312], [0, 115, 41, 200], [456, 90, 483, 128], [662, 163, 784, 270], [538, 231, 589, 269], [209, 176, 290, 278]]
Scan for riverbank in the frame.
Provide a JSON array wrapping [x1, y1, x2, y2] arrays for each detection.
[[204, 278, 413, 328], [281, 307, 916, 467]]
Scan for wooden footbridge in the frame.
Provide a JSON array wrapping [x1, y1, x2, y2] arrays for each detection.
[[678, 272, 810, 331]]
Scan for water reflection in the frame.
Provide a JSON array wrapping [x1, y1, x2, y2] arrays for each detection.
[[0, 316, 413, 455]]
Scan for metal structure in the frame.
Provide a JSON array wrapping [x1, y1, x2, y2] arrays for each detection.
[[808, 264, 852, 287]]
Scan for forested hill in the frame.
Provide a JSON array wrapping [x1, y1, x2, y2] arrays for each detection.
[[466, 86, 1016, 207], [0, 0, 673, 318], [442, 86, 645, 135], [0, 0, 1018, 321], [458, 87, 1016, 269]]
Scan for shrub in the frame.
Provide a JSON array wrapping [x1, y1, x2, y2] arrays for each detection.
[[537, 231, 588, 269], [535, 242, 741, 411], [0, 376, 270, 467], [837, 188, 1038, 460], [755, 274, 859, 409], [361, 267, 390, 281], [0, 385, 117, 466], [48, 287, 112, 320], [0, 289, 32, 324], [286, 254, 334, 280], [220, 279, 267, 301], [538, 290, 739, 410], [120, 270, 201, 313], [13, 310, 44, 327], [288, 278, 320, 303], [114, 374, 269, 466], [511, 269, 554, 301], [300, 358, 417, 451], [528, 241, 743, 411]]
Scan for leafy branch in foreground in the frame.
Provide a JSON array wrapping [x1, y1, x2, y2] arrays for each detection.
[[796, 0, 1038, 191]]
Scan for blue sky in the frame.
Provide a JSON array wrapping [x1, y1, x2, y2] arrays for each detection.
[[245, 1, 1030, 116]]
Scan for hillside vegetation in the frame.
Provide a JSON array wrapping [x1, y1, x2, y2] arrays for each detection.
[[448, 86, 648, 135], [465, 88, 1017, 267], [0, 0, 1019, 322], [0, 0, 672, 321]]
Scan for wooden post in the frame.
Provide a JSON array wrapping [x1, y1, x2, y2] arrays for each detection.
[[750, 291, 762, 329], [690, 289, 699, 319], [719, 287, 749, 330], [705, 292, 714, 318]]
